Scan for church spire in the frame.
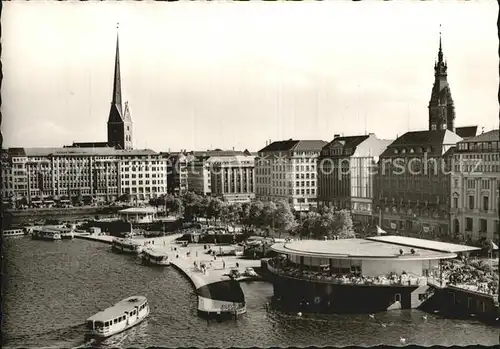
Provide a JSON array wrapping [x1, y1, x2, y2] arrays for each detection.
[[108, 23, 123, 122], [428, 24, 455, 132]]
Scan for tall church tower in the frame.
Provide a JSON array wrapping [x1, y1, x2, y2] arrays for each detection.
[[107, 24, 133, 150], [428, 29, 455, 132]]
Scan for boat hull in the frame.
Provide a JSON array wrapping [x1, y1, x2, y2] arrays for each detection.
[[32, 235, 61, 241], [112, 244, 142, 254], [269, 273, 430, 314], [86, 309, 149, 339], [141, 256, 170, 266]]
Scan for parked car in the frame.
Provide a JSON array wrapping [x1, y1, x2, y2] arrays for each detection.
[[229, 268, 241, 279], [243, 267, 258, 277]]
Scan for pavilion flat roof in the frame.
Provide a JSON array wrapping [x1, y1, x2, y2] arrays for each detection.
[[271, 237, 458, 260], [118, 207, 157, 214], [366, 235, 480, 254]]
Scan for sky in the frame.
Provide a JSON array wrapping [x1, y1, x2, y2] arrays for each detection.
[[2, 1, 498, 153]]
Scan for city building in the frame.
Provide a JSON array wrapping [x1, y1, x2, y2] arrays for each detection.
[[186, 149, 252, 196], [450, 129, 500, 242], [373, 34, 479, 237], [255, 139, 327, 211], [1, 147, 167, 206], [317, 133, 392, 226], [70, 25, 133, 150], [164, 152, 189, 196], [210, 155, 255, 203]]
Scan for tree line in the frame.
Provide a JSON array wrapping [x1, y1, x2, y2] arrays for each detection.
[[148, 192, 355, 239]]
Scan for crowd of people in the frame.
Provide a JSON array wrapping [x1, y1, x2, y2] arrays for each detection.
[[267, 257, 427, 287], [441, 259, 498, 296]]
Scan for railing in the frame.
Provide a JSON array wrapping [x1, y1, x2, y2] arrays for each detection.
[[267, 263, 427, 287]]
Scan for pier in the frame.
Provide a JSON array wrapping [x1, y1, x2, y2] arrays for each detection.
[[74, 232, 261, 318]]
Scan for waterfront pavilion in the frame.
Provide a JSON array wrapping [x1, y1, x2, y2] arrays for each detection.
[[269, 235, 480, 281], [118, 207, 157, 224]]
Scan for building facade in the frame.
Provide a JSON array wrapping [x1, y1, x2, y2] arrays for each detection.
[[165, 152, 189, 196], [373, 130, 462, 236], [1, 147, 167, 206], [450, 129, 500, 242], [210, 155, 255, 203], [317, 133, 392, 225], [255, 139, 327, 211]]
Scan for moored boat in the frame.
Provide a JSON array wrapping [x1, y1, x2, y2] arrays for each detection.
[[85, 296, 150, 339], [112, 238, 143, 254], [32, 229, 62, 241], [3, 229, 26, 237], [141, 248, 170, 266]]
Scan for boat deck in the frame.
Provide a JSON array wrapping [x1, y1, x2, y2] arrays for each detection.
[[87, 296, 147, 321]]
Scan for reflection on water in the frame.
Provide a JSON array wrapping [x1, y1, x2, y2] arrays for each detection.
[[3, 237, 498, 348]]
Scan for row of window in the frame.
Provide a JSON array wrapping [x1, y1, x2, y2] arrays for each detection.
[[464, 218, 500, 233]]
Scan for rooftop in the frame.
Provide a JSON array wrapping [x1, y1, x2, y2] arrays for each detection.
[[367, 235, 481, 253], [87, 296, 147, 322], [270, 235, 478, 260], [455, 126, 478, 139], [20, 147, 158, 157], [258, 139, 327, 153], [458, 129, 498, 143], [380, 130, 463, 157]]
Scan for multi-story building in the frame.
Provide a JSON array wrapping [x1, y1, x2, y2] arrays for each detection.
[[210, 155, 255, 203], [165, 152, 189, 196], [373, 33, 479, 238], [186, 149, 252, 196], [255, 139, 327, 211], [1, 147, 167, 205], [374, 130, 462, 236], [450, 129, 500, 242], [317, 133, 392, 225]]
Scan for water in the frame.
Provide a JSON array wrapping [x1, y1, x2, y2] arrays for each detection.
[[3, 237, 499, 348]]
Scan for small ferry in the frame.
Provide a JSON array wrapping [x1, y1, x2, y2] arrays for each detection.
[[51, 227, 75, 240], [85, 296, 150, 339], [141, 248, 170, 266], [112, 238, 143, 254], [32, 229, 62, 241], [3, 229, 25, 237]]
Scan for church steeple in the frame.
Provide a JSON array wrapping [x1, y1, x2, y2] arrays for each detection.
[[428, 26, 455, 132], [107, 23, 133, 150], [108, 23, 123, 122]]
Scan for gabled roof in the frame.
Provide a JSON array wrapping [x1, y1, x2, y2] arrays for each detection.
[[258, 139, 327, 153], [458, 129, 498, 143], [323, 135, 369, 150], [71, 142, 110, 148], [380, 130, 462, 157], [455, 126, 478, 139], [21, 147, 158, 157]]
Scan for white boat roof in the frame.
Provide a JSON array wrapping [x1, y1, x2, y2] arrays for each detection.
[[144, 248, 169, 257], [87, 296, 147, 322]]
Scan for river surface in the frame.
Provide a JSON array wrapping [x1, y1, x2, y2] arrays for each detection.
[[3, 237, 499, 348]]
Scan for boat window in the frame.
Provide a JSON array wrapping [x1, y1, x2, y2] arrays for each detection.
[[104, 321, 109, 327], [86, 321, 94, 330], [95, 321, 104, 328], [113, 318, 117, 324]]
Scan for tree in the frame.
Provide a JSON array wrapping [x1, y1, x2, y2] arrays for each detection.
[[239, 202, 251, 231], [334, 209, 356, 239], [118, 193, 131, 203], [200, 196, 212, 224], [297, 211, 321, 238], [219, 203, 232, 231], [249, 200, 264, 231], [208, 197, 224, 224], [171, 198, 184, 216], [261, 201, 277, 235], [228, 203, 242, 232], [182, 192, 202, 222], [274, 200, 297, 238]]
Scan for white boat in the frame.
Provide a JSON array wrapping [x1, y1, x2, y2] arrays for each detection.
[[85, 296, 150, 339], [3, 229, 25, 237], [141, 248, 170, 266], [112, 238, 143, 254], [32, 229, 62, 241], [50, 227, 75, 240]]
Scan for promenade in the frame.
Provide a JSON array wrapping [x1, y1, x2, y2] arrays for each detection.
[[75, 232, 261, 317]]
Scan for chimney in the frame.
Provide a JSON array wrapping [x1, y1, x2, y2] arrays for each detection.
[[334, 134, 340, 139]]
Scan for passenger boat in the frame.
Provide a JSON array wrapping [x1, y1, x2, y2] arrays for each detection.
[[85, 296, 150, 339], [3, 229, 25, 237], [112, 238, 143, 254], [141, 248, 170, 266], [32, 229, 62, 241], [51, 227, 75, 239]]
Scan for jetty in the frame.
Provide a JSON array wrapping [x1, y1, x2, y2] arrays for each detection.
[[75, 232, 261, 318]]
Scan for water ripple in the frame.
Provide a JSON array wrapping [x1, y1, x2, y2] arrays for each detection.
[[3, 237, 498, 348]]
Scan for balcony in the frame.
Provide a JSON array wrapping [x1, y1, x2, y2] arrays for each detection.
[[267, 259, 427, 287]]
